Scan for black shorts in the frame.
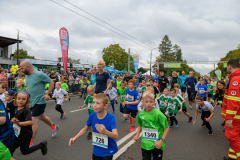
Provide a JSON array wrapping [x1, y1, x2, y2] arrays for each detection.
[[124, 107, 138, 118], [208, 94, 213, 98], [92, 154, 113, 160], [31, 103, 46, 118], [182, 108, 187, 113], [181, 87, 186, 92], [203, 97, 207, 101], [160, 87, 165, 93], [187, 91, 194, 101], [142, 148, 163, 160]]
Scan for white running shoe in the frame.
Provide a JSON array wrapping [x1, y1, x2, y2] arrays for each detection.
[[52, 125, 59, 137]]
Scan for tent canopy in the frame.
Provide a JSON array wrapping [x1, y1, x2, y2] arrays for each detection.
[[143, 70, 154, 76]]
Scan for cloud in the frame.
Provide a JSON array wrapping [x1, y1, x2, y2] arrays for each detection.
[[0, 0, 239, 74]]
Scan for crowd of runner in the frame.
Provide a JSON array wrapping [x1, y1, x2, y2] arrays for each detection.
[[0, 59, 239, 160]]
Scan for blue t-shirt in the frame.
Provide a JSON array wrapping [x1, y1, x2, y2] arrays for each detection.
[[26, 71, 52, 107], [86, 112, 118, 157], [96, 72, 110, 92], [179, 75, 188, 87], [91, 74, 96, 85], [0, 100, 14, 147], [198, 84, 208, 97], [126, 88, 139, 110]]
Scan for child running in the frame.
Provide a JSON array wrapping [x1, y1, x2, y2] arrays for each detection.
[[207, 79, 214, 102], [134, 91, 169, 160], [52, 82, 69, 119], [137, 83, 143, 100], [158, 88, 169, 117], [69, 93, 118, 160], [9, 91, 48, 156], [81, 78, 89, 100], [79, 85, 96, 139], [193, 95, 214, 135], [138, 87, 159, 112], [166, 89, 182, 128], [107, 83, 118, 114], [174, 84, 194, 122], [123, 79, 140, 132], [113, 81, 127, 120]]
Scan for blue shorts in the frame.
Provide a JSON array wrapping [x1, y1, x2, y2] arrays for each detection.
[[120, 103, 125, 113]]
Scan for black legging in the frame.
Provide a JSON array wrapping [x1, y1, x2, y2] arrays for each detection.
[[201, 110, 212, 131]]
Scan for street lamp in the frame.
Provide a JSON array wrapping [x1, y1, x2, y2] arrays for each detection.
[[150, 48, 158, 76]]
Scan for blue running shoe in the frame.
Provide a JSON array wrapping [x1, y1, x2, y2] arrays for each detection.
[[112, 111, 115, 114], [169, 125, 172, 128], [176, 124, 179, 127]]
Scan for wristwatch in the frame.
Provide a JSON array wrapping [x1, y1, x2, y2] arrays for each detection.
[[160, 138, 165, 142]]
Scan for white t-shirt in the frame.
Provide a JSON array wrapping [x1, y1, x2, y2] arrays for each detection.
[[196, 101, 214, 111], [0, 93, 7, 107], [137, 99, 159, 111], [53, 88, 68, 105], [107, 87, 118, 100]]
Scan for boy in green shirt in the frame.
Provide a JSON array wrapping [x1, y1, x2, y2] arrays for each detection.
[[174, 84, 193, 122], [158, 88, 169, 116], [113, 82, 127, 120], [166, 89, 182, 128], [79, 85, 95, 140], [116, 77, 122, 90], [60, 79, 71, 101], [207, 79, 214, 102], [134, 91, 169, 160]]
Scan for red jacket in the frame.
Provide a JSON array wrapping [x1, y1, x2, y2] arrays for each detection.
[[222, 69, 240, 122]]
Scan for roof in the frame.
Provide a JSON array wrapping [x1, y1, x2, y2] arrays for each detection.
[[0, 36, 23, 47]]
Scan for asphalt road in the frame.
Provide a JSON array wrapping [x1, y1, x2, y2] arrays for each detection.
[[12, 95, 229, 160]]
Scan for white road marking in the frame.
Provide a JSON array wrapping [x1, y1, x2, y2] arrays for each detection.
[[116, 128, 138, 147], [70, 108, 88, 112], [113, 133, 142, 160]]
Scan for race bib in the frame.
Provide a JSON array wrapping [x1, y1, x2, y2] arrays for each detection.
[[168, 103, 175, 110], [88, 103, 93, 110], [92, 132, 108, 149], [120, 95, 125, 100], [126, 94, 134, 102], [200, 90, 205, 94], [109, 91, 114, 95], [55, 95, 61, 99], [142, 128, 159, 141], [160, 100, 166, 105], [13, 124, 21, 137]]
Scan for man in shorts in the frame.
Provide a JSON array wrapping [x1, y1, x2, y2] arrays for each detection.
[[20, 61, 59, 147]]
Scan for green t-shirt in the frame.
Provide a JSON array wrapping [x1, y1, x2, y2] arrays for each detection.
[[61, 83, 69, 91], [211, 81, 217, 90], [26, 71, 52, 107], [118, 88, 127, 103], [207, 84, 214, 95], [16, 87, 27, 92], [142, 86, 147, 93], [79, 79, 83, 87], [84, 94, 95, 115], [0, 142, 11, 160], [116, 81, 121, 90], [167, 96, 182, 114], [45, 83, 49, 90], [138, 108, 168, 151], [177, 95, 186, 109], [87, 80, 91, 85], [158, 95, 169, 110]]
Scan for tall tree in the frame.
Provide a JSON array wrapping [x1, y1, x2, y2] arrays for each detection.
[[67, 57, 80, 64], [13, 49, 35, 59], [159, 35, 173, 56], [172, 44, 183, 61], [102, 44, 134, 72]]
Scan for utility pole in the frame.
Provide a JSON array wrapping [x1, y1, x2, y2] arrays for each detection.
[[128, 48, 130, 73], [17, 30, 19, 65]]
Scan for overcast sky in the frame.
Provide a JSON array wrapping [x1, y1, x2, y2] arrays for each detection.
[[1, 0, 240, 74]]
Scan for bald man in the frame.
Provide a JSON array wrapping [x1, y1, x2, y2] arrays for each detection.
[[20, 61, 59, 147]]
